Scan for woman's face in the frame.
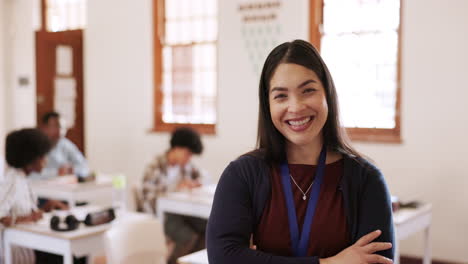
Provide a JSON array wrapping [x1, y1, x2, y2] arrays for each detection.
[[269, 63, 328, 149]]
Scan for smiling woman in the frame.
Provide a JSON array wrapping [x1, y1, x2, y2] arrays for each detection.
[[207, 40, 395, 264]]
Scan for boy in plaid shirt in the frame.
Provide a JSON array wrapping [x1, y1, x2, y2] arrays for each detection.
[[138, 127, 206, 264]]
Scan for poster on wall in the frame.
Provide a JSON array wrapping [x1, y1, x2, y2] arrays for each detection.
[[238, 0, 283, 75]]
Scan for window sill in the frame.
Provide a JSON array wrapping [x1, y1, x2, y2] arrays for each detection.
[[346, 127, 402, 144], [150, 121, 216, 135]]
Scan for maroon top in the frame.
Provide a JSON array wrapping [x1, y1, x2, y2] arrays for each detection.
[[254, 160, 349, 258]]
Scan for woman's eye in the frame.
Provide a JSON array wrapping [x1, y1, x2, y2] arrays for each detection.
[[273, 94, 287, 100], [303, 88, 317, 93]]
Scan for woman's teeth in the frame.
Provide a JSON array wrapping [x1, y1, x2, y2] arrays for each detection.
[[288, 117, 311, 126]]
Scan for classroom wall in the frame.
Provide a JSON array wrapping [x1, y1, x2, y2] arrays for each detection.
[[0, 0, 6, 155], [2, 0, 37, 134]]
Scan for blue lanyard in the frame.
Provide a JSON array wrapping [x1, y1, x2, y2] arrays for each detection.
[[280, 146, 327, 257]]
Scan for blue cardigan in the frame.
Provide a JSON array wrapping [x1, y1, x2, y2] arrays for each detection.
[[206, 154, 394, 264]]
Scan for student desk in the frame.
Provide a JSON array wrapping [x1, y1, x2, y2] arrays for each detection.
[[178, 248, 208, 264], [2, 207, 147, 264], [157, 185, 215, 223], [393, 203, 432, 264], [30, 177, 114, 209]]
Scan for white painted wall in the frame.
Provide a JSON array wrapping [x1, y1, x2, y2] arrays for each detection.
[[2, 0, 37, 133], [0, 0, 6, 155]]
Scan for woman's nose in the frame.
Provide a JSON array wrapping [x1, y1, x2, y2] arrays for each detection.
[[288, 97, 306, 113]]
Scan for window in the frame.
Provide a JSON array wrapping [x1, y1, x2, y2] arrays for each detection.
[[153, 0, 218, 134], [46, 0, 86, 31], [310, 0, 401, 142]]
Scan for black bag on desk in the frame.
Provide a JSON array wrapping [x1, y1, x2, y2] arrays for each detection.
[[84, 208, 115, 226]]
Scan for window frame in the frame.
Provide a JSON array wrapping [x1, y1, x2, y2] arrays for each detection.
[[309, 0, 402, 143], [152, 0, 217, 134]]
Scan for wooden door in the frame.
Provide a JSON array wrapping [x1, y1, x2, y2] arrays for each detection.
[[36, 30, 85, 153]]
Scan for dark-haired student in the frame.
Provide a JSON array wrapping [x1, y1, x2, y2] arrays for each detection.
[[138, 127, 206, 264], [0, 128, 68, 264], [207, 40, 394, 264], [30, 111, 89, 180]]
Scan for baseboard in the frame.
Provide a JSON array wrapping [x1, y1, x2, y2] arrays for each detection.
[[400, 255, 462, 264]]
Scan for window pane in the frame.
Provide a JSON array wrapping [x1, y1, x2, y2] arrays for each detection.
[[321, 0, 399, 129], [165, 21, 176, 44], [204, 0, 218, 16], [160, 0, 217, 126], [192, 43, 215, 69], [162, 47, 172, 71], [179, 0, 190, 19], [47, 0, 86, 31], [323, 0, 399, 34], [205, 18, 218, 42], [180, 20, 191, 44], [165, 0, 179, 20], [192, 18, 204, 43], [192, 0, 204, 17]]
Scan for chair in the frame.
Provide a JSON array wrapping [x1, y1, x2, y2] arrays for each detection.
[[132, 183, 144, 212], [104, 217, 168, 264]]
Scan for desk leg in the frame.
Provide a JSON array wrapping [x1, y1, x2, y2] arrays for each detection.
[[4, 236, 13, 264], [157, 204, 165, 224], [63, 242, 74, 264], [63, 252, 74, 264], [394, 238, 400, 264], [68, 198, 75, 209], [423, 225, 432, 264]]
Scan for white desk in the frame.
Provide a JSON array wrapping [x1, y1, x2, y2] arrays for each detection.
[[30, 177, 114, 208], [3, 208, 148, 264], [160, 187, 432, 264], [393, 203, 432, 264], [3, 207, 109, 264], [178, 249, 208, 264], [157, 185, 214, 223]]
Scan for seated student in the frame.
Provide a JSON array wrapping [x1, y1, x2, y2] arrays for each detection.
[[30, 111, 89, 179], [138, 127, 206, 264], [0, 128, 68, 264]]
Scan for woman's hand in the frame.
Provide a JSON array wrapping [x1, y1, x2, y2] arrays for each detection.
[[58, 165, 74, 176], [177, 179, 202, 190], [0, 210, 44, 226], [42, 200, 69, 212], [320, 230, 393, 264], [0, 216, 13, 226], [15, 210, 43, 224], [30, 210, 43, 221]]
